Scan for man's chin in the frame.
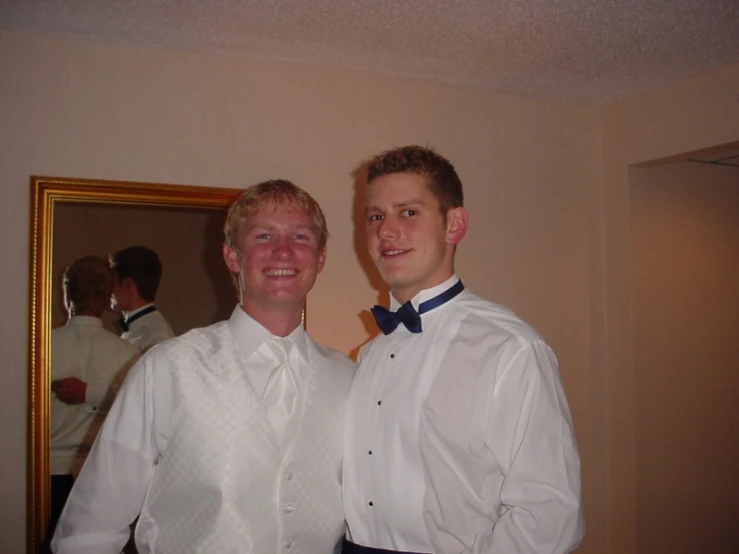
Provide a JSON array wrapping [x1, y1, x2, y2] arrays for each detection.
[[382, 271, 411, 290], [262, 291, 306, 307]]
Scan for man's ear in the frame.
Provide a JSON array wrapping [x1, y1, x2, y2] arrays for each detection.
[[223, 243, 241, 273], [316, 247, 327, 274], [445, 207, 468, 245], [122, 276, 137, 293]]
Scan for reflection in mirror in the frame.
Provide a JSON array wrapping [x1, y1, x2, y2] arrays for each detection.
[[51, 203, 236, 336], [28, 176, 242, 553]]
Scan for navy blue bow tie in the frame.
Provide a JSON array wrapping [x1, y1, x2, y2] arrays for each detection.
[[371, 301, 422, 335], [118, 305, 157, 332], [371, 280, 464, 335]]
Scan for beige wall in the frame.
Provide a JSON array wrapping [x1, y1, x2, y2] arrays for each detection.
[[51, 203, 234, 335], [598, 64, 739, 553], [630, 161, 739, 553], [1, 28, 737, 553]]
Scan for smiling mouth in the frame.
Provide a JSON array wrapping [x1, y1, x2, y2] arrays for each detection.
[[264, 268, 298, 277], [381, 248, 410, 258]]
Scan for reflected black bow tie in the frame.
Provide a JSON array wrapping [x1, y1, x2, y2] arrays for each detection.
[[118, 305, 157, 333], [371, 280, 465, 335]]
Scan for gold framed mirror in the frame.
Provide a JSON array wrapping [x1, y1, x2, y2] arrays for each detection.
[[28, 176, 242, 552]]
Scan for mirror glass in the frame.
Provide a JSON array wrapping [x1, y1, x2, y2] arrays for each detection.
[[28, 176, 242, 552]]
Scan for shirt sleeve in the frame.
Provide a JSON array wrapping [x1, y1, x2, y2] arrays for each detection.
[[51, 351, 172, 554], [469, 340, 584, 554]]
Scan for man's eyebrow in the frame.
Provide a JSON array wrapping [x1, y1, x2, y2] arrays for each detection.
[[245, 224, 316, 234], [292, 225, 317, 233], [395, 198, 425, 208], [364, 198, 426, 214]]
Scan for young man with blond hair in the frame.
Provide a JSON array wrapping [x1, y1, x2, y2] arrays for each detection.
[[343, 146, 584, 554], [47, 256, 140, 546], [54, 180, 355, 554]]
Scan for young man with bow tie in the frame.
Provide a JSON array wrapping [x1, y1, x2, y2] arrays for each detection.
[[342, 146, 584, 554], [109, 246, 175, 351], [53, 180, 355, 554]]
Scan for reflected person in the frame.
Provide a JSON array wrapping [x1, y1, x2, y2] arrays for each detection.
[[47, 256, 140, 547], [109, 246, 175, 351], [53, 180, 355, 554]]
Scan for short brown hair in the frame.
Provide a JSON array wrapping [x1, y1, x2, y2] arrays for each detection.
[[224, 179, 329, 250], [365, 145, 464, 213], [109, 246, 163, 302], [64, 256, 114, 316]]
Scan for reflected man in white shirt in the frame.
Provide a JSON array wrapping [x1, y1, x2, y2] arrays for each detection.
[[53, 180, 355, 554], [47, 256, 141, 548], [343, 146, 584, 554], [109, 246, 175, 351]]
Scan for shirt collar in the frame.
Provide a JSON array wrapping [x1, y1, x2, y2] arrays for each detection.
[[67, 315, 103, 327], [124, 303, 156, 320], [227, 305, 310, 362], [390, 274, 461, 312]]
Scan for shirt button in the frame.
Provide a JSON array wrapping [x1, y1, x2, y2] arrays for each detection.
[[390, 353, 395, 359], [368, 501, 374, 507], [284, 503, 295, 513], [368, 450, 373, 455], [377, 400, 382, 406]]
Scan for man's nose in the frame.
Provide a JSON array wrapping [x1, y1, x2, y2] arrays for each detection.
[[273, 238, 294, 257], [378, 217, 399, 239]]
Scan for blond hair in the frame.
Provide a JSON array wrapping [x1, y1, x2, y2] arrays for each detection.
[[224, 179, 328, 249], [64, 255, 114, 316]]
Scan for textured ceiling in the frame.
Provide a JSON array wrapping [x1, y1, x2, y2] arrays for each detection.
[[2, 0, 738, 104]]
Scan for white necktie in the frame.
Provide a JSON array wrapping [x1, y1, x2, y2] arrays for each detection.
[[262, 337, 298, 448]]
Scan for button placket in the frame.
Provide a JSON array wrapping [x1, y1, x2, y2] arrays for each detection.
[[366, 396, 383, 509], [281, 465, 297, 550], [364, 334, 407, 517]]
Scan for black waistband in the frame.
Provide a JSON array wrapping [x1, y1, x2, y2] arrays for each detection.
[[342, 538, 431, 554]]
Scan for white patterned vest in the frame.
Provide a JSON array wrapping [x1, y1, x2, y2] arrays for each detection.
[[135, 322, 354, 554]]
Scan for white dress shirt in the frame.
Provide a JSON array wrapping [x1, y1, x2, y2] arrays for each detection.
[[343, 276, 584, 554], [121, 303, 175, 351], [50, 316, 141, 475], [53, 306, 354, 554]]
